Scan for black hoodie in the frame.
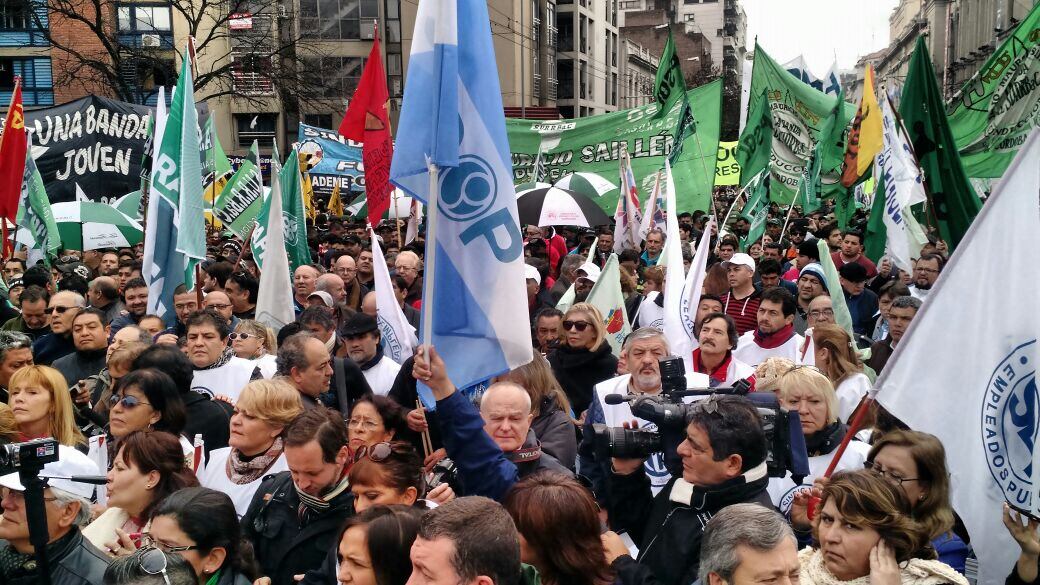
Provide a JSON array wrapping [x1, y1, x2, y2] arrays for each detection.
[[548, 341, 618, 415]]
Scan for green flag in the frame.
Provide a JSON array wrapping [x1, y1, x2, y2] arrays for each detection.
[[900, 37, 982, 251], [16, 147, 61, 263], [202, 116, 233, 202], [816, 239, 855, 338], [153, 49, 207, 287], [740, 174, 770, 251], [735, 92, 773, 188], [653, 29, 685, 119], [747, 43, 856, 203], [864, 186, 887, 263], [214, 140, 263, 238], [253, 148, 310, 272], [947, 2, 1040, 178]]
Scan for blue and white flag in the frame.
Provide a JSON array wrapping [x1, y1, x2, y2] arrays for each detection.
[[390, 0, 532, 394]]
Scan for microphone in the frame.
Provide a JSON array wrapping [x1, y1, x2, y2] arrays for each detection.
[[41, 475, 109, 485], [604, 393, 632, 405]]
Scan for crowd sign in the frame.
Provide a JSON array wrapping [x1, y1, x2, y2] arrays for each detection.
[[506, 80, 722, 214], [715, 141, 740, 186], [23, 96, 152, 204], [296, 123, 366, 200]]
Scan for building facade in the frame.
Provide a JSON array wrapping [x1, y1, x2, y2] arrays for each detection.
[[618, 37, 658, 108], [556, 0, 621, 118]]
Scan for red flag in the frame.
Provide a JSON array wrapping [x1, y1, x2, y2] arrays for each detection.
[[0, 79, 27, 257], [339, 26, 393, 228]]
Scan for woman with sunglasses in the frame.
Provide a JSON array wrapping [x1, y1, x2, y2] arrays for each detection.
[[864, 430, 969, 573], [86, 430, 200, 557], [797, 470, 967, 585], [348, 440, 454, 512], [198, 379, 304, 516], [138, 487, 262, 585], [772, 367, 869, 543], [7, 364, 86, 447], [230, 320, 278, 379], [547, 303, 618, 416], [106, 369, 190, 455]]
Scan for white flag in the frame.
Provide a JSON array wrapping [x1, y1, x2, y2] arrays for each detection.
[[371, 230, 418, 364], [584, 254, 631, 356], [638, 171, 664, 240], [875, 90, 928, 272], [142, 86, 167, 315], [555, 244, 596, 314], [405, 199, 423, 245], [254, 156, 295, 332], [665, 214, 715, 372], [876, 130, 1040, 585], [614, 147, 644, 252]]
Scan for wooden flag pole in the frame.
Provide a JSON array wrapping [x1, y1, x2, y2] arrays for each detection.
[[194, 263, 204, 306]]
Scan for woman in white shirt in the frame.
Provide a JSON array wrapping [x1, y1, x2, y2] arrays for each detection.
[[230, 320, 278, 379], [767, 366, 870, 519], [813, 324, 872, 422], [197, 379, 304, 517]]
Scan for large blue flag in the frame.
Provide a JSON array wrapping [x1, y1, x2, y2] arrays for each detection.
[[390, 0, 532, 395]]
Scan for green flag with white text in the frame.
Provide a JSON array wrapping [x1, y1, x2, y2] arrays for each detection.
[[947, 2, 1040, 178], [252, 148, 310, 272], [214, 140, 263, 238], [736, 92, 773, 188], [740, 174, 770, 251], [17, 146, 61, 263], [202, 116, 234, 203], [653, 29, 686, 120]]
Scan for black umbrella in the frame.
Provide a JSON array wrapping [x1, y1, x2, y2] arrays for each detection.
[[515, 186, 611, 227]]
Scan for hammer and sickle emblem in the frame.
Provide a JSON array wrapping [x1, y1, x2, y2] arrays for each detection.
[[10, 107, 24, 130]]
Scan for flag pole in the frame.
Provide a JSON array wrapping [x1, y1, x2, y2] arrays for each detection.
[[421, 162, 440, 356]]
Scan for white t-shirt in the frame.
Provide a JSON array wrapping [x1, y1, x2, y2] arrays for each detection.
[[254, 354, 278, 379], [191, 356, 257, 402], [733, 331, 805, 367], [362, 355, 402, 396], [835, 373, 871, 422], [768, 439, 871, 515], [197, 447, 290, 518]]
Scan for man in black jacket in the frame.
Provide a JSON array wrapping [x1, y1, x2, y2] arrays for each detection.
[[602, 395, 773, 585], [242, 407, 354, 584], [132, 345, 233, 456]]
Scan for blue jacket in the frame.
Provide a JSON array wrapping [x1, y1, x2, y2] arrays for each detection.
[[32, 333, 75, 366], [436, 390, 570, 501]]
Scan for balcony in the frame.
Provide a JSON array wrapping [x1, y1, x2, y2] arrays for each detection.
[[117, 30, 175, 50]]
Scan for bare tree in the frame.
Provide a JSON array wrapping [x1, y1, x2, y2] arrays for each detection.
[[33, 0, 328, 108]]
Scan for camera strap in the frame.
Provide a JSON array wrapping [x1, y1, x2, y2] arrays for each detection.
[[507, 445, 542, 464]]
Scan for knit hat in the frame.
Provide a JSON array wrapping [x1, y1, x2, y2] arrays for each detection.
[[798, 263, 829, 292]]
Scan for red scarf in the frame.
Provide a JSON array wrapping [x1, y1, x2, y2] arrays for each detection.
[[753, 323, 796, 349], [692, 349, 732, 384]]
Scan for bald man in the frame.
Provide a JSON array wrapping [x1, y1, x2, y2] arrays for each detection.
[[332, 254, 369, 311], [393, 251, 423, 307], [205, 291, 240, 330], [293, 265, 321, 314], [315, 274, 347, 306], [361, 291, 377, 318]]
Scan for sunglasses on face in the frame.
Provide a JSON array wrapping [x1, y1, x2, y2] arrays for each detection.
[[562, 320, 592, 332], [352, 441, 407, 463], [229, 332, 260, 341], [109, 394, 152, 409]]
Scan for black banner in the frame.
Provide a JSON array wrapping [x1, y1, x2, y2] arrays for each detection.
[[25, 96, 152, 204]]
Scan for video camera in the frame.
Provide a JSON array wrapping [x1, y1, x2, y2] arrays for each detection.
[[591, 356, 809, 481], [0, 437, 60, 473]]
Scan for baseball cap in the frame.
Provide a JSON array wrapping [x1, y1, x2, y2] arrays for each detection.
[[307, 291, 334, 308], [576, 262, 601, 284], [798, 263, 829, 293], [0, 444, 99, 500], [722, 253, 756, 272], [524, 264, 541, 286], [838, 262, 869, 283]]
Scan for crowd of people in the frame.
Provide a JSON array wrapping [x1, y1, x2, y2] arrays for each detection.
[[0, 201, 1028, 585]]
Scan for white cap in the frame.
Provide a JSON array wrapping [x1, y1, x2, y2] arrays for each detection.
[[307, 291, 334, 308], [722, 252, 756, 272], [0, 444, 99, 500], [524, 264, 541, 286], [577, 262, 601, 284]]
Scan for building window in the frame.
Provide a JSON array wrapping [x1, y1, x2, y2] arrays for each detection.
[[0, 0, 36, 30], [579, 60, 587, 99], [235, 113, 277, 148], [117, 4, 172, 32], [302, 56, 365, 99], [612, 32, 618, 66], [0, 57, 53, 105], [231, 53, 274, 95], [579, 14, 587, 54], [547, 51, 557, 100], [684, 13, 695, 21], [611, 72, 617, 106], [300, 0, 379, 40], [558, 58, 573, 100], [559, 11, 572, 52], [303, 113, 334, 129]]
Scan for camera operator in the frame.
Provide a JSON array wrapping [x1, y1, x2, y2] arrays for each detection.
[[601, 395, 772, 585], [579, 328, 710, 501], [412, 346, 572, 502]]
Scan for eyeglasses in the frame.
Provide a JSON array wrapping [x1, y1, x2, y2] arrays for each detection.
[[140, 534, 199, 554], [1, 487, 57, 503], [49, 305, 75, 314], [808, 308, 835, 319], [864, 461, 922, 486], [229, 332, 259, 341], [915, 267, 939, 274], [206, 303, 232, 311], [348, 418, 381, 431], [394, 266, 417, 274], [135, 547, 173, 585], [352, 441, 406, 463], [562, 320, 592, 332], [110, 394, 152, 409]]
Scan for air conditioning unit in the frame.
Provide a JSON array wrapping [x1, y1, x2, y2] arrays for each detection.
[[141, 34, 161, 48]]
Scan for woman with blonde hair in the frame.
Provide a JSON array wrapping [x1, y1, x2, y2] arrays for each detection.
[[797, 470, 966, 584], [813, 324, 871, 421], [197, 379, 304, 516], [231, 319, 278, 378], [7, 365, 85, 447], [497, 354, 577, 468], [0, 403, 20, 443], [753, 357, 795, 394], [547, 303, 618, 416], [771, 367, 870, 526]]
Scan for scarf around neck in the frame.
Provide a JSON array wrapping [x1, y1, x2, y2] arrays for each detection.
[[797, 547, 967, 585], [753, 323, 796, 349], [227, 438, 285, 484], [296, 466, 351, 519], [197, 347, 235, 371]]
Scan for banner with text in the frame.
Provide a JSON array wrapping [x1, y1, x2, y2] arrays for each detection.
[[716, 141, 740, 186], [296, 123, 366, 202], [506, 80, 722, 213]]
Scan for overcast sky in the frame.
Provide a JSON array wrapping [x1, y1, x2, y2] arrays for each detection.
[[743, 0, 900, 74]]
